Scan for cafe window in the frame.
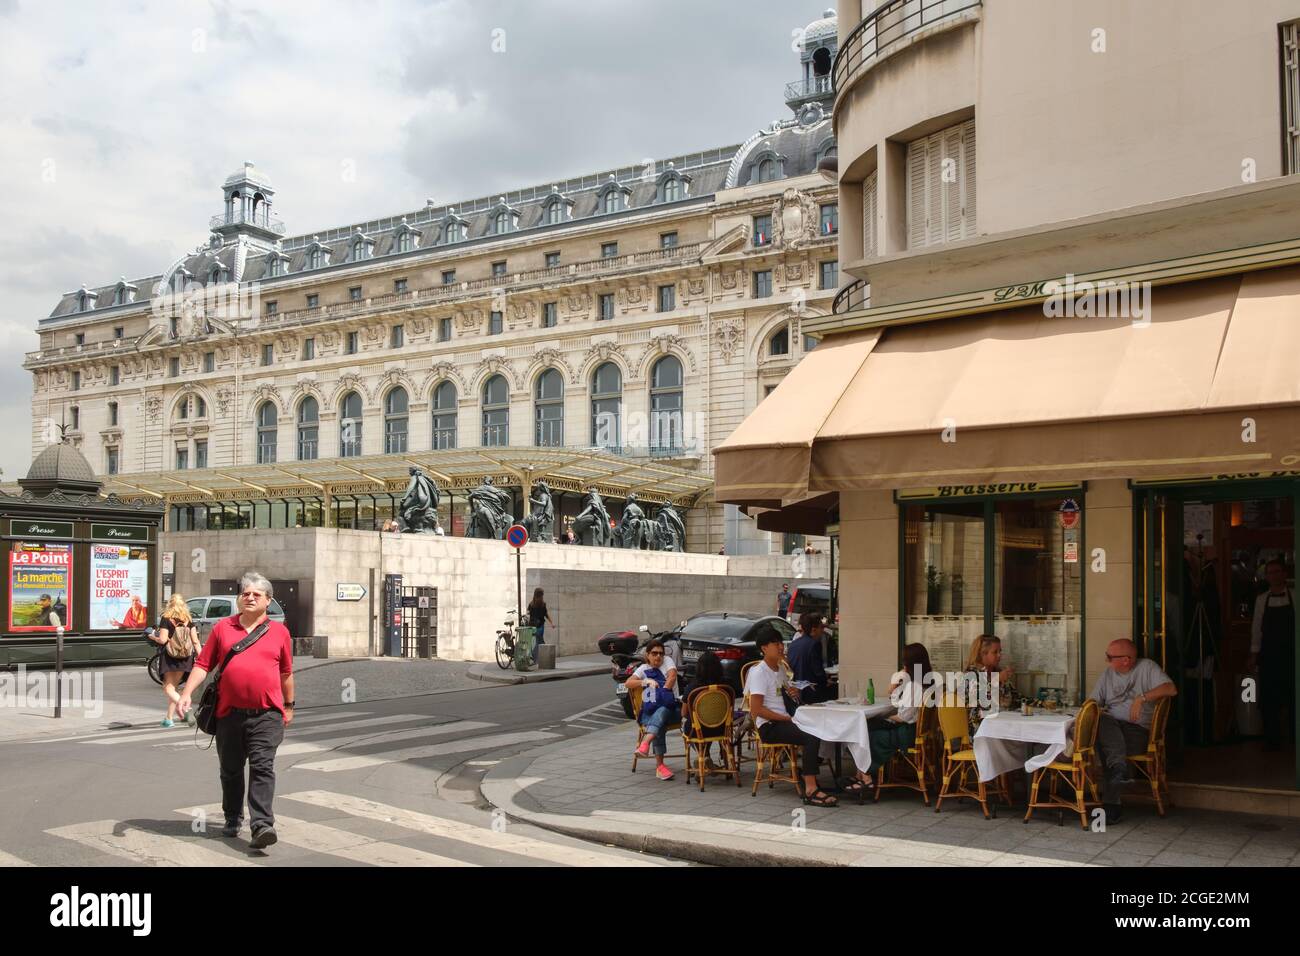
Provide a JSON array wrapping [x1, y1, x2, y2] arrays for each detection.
[[902, 493, 1082, 703]]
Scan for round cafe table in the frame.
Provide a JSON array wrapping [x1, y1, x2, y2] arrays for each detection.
[[971, 710, 1076, 783], [793, 701, 895, 775]]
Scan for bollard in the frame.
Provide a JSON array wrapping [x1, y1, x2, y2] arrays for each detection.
[[55, 624, 65, 718], [536, 643, 557, 670]]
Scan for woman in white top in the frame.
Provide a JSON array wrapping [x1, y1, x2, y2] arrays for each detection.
[[871, 643, 932, 773], [745, 630, 837, 807]]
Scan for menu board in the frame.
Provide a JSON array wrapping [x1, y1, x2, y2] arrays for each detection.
[[8, 542, 73, 632]]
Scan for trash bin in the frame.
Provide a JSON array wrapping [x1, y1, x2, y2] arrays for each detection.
[[514, 626, 535, 671]]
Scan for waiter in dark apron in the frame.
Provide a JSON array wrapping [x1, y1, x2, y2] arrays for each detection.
[[1250, 558, 1295, 750]]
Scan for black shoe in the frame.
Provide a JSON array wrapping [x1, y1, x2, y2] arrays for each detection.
[[250, 825, 278, 849], [221, 820, 241, 838], [1103, 803, 1123, 825]]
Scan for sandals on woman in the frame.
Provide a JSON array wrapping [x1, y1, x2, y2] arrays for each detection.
[[803, 789, 839, 807], [841, 775, 874, 793]]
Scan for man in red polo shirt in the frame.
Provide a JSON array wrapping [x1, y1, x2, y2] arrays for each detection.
[[178, 570, 294, 849]]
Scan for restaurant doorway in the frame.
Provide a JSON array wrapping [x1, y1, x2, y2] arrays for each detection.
[[1136, 480, 1299, 790]]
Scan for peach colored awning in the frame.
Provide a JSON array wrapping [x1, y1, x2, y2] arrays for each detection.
[[715, 266, 1300, 505]]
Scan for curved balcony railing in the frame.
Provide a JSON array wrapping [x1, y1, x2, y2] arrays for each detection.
[[210, 210, 286, 235], [834, 0, 982, 97], [784, 75, 833, 103], [832, 278, 870, 315]]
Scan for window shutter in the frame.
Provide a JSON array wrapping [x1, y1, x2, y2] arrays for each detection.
[[961, 119, 977, 239], [925, 132, 945, 247], [906, 138, 928, 249], [942, 124, 964, 244], [862, 170, 879, 259]]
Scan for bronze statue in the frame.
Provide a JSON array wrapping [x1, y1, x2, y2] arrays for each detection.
[[399, 467, 441, 534], [654, 502, 686, 552], [466, 475, 513, 539], [573, 488, 613, 546], [615, 493, 651, 550], [522, 480, 555, 543]]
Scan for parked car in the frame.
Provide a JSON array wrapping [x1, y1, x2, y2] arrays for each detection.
[[674, 611, 797, 695], [184, 594, 287, 639]]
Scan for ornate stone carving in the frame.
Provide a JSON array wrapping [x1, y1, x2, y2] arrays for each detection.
[[719, 269, 739, 291], [145, 395, 162, 423], [564, 293, 590, 314], [771, 187, 820, 249], [215, 386, 233, 417], [363, 325, 383, 344], [686, 277, 706, 296], [783, 262, 804, 282], [714, 319, 744, 363], [409, 317, 428, 336], [454, 309, 483, 333]]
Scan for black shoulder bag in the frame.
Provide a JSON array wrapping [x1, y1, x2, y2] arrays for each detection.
[[195, 621, 270, 736]]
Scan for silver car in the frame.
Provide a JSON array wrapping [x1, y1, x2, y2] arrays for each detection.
[[184, 594, 286, 639]]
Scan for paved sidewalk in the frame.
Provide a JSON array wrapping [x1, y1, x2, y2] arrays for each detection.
[[482, 724, 1300, 868], [469, 653, 609, 685]]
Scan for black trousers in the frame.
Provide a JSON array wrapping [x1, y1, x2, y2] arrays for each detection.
[[1096, 714, 1149, 803], [758, 720, 821, 778], [215, 709, 285, 830], [1260, 651, 1296, 748]]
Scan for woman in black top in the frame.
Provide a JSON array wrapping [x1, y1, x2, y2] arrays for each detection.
[[681, 650, 730, 768], [527, 588, 556, 664], [152, 593, 201, 728]]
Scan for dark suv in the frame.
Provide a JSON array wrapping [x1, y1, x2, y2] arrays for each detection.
[[674, 611, 797, 695]]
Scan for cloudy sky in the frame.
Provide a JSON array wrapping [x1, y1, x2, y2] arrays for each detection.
[[0, 0, 827, 481]]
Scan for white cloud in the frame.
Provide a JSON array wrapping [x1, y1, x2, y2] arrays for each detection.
[[0, 0, 821, 481]]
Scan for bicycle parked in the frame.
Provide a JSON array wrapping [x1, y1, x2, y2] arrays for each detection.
[[495, 610, 519, 669]]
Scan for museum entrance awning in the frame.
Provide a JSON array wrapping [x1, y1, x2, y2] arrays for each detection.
[[716, 265, 1300, 507]]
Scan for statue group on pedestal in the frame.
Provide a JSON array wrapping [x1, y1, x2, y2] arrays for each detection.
[[394, 469, 683, 551]]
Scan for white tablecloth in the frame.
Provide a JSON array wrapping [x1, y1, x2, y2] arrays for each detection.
[[793, 702, 895, 773], [972, 711, 1076, 782]]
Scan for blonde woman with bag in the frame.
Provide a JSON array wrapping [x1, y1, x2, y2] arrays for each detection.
[[153, 594, 202, 727]]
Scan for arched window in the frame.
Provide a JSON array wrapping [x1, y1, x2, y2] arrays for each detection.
[[352, 239, 366, 261], [602, 190, 620, 214], [482, 375, 509, 446], [535, 368, 564, 447], [757, 159, 775, 182], [493, 210, 509, 234], [769, 326, 790, 357], [663, 177, 681, 202], [397, 231, 412, 253], [384, 387, 408, 453], [297, 397, 319, 460], [650, 356, 684, 453], [444, 220, 465, 243], [591, 362, 622, 450], [545, 201, 563, 225], [256, 401, 277, 464], [210, 266, 222, 284], [308, 247, 323, 269], [339, 391, 363, 458], [432, 381, 458, 450]]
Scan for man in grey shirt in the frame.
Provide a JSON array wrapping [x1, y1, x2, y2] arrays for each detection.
[[1089, 638, 1177, 822]]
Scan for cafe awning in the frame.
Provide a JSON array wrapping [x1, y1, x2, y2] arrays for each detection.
[[717, 265, 1300, 507]]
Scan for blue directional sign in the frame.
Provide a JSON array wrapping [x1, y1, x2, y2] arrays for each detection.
[[506, 525, 529, 548]]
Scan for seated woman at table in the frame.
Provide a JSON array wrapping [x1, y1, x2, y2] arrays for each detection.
[[628, 639, 681, 780], [681, 650, 732, 769], [746, 629, 838, 807], [787, 611, 838, 705], [963, 633, 1021, 732], [869, 643, 933, 773]]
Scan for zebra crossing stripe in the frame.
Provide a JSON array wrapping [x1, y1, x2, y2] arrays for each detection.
[[282, 791, 664, 867], [45, 820, 257, 867], [290, 730, 560, 773], [38, 710, 378, 745], [276, 720, 494, 756], [0, 849, 34, 866]]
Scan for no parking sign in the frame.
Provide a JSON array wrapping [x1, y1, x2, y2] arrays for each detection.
[[507, 525, 529, 548]]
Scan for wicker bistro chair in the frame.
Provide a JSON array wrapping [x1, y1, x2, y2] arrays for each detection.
[[875, 705, 939, 806], [749, 700, 802, 797], [681, 685, 741, 790], [733, 661, 762, 765], [1126, 696, 1173, 816], [935, 703, 1012, 819], [629, 683, 682, 773], [1024, 699, 1103, 829]]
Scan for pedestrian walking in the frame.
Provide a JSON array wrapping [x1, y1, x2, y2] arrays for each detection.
[[177, 571, 294, 850], [527, 587, 556, 664], [777, 583, 791, 617], [152, 593, 201, 727]]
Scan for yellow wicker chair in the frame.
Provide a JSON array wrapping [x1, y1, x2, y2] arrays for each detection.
[[733, 661, 762, 765], [1127, 696, 1173, 816], [875, 705, 938, 806], [629, 683, 681, 773], [749, 696, 801, 797], [681, 685, 740, 790], [935, 703, 1011, 819], [1024, 698, 1103, 829]]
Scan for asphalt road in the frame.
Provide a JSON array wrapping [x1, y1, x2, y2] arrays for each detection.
[[0, 673, 680, 867]]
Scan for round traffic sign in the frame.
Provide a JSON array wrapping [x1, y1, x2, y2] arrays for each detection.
[[506, 524, 529, 548]]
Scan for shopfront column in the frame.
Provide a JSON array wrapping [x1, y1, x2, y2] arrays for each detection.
[[1083, 478, 1134, 694], [836, 488, 898, 699]]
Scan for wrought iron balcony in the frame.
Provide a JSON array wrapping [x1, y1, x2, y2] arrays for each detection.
[[784, 75, 834, 105], [834, 0, 982, 97], [210, 210, 286, 235], [832, 278, 869, 315]]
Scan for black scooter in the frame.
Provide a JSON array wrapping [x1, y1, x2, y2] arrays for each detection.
[[599, 624, 681, 719]]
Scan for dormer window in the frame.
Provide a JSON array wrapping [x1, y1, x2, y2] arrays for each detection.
[[171, 268, 192, 294], [487, 197, 520, 235], [391, 217, 421, 254], [269, 257, 283, 277], [441, 208, 469, 244], [747, 149, 787, 185], [111, 279, 135, 306], [349, 229, 375, 262], [655, 165, 692, 203], [76, 287, 98, 312], [305, 237, 330, 271], [596, 176, 632, 215], [209, 265, 224, 284], [541, 186, 574, 226], [352, 238, 367, 261], [396, 231, 412, 253]]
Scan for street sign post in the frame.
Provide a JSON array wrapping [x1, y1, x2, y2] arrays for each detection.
[[506, 524, 528, 634]]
